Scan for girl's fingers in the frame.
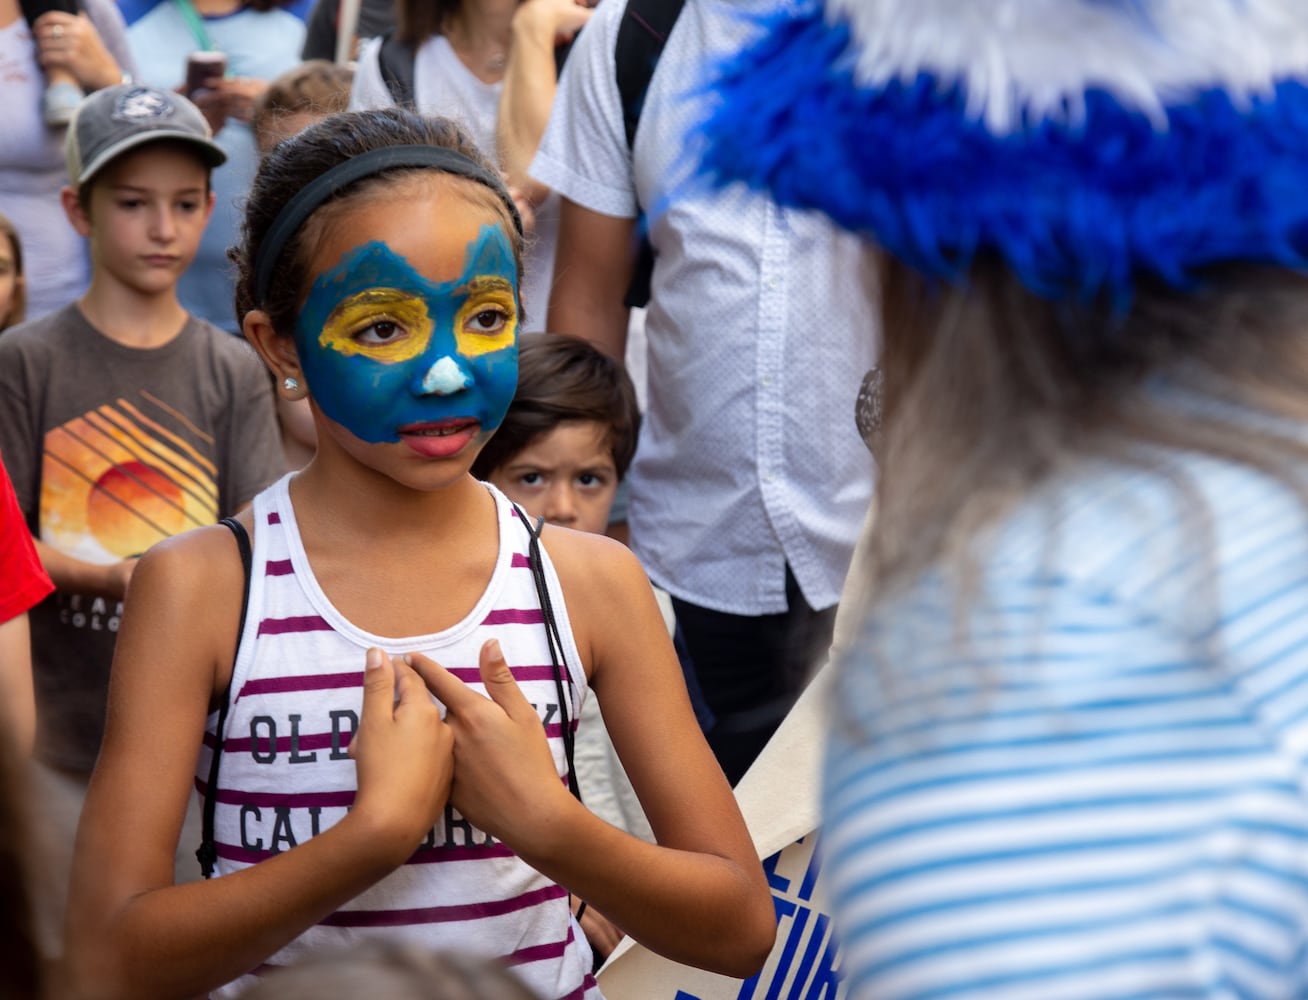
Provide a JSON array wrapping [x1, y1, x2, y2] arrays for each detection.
[[358, 647, 395, 723], [477, 639, 534, 722], [406, 650, 475, 711], [391, 653, 424, 706], [405, 644, 535, 726]]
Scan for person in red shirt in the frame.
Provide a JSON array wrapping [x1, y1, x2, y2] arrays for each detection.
[[0, 452, 53, 756]]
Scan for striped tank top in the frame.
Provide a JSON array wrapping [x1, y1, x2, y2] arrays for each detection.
[[197, 474, 601, 999], [825, 441, 1308, 999]]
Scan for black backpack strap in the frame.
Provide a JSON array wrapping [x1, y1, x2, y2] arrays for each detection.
[[613, 0, 686, 308], [196, 516, 252, 879], [615, 0, 684, 149], [378, 29, 417, 108], [513, 505, 582, 801]]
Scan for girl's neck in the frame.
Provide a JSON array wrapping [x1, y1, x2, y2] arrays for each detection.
[[0, 0, 19, 30], [292, 449, 493, 548]]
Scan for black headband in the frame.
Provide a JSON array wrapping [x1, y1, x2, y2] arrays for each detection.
[[251, 144, 524, 305]]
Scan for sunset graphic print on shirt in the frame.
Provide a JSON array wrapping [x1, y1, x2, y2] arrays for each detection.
[[39, 391, 218, 563]]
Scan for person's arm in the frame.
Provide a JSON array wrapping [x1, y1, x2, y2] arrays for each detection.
[[546, 197, 637, 361], [33, 538, 136, 601], [497, 0, 594, 205], [64, 525, 455, 1000], [0, 614, 36, 755], [0, 457, 50, 755], [411, 531, 776, 977], [216, 76, 271, 127]]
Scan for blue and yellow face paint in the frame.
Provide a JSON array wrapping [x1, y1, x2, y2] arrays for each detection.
[[294, 224, 519, 447]]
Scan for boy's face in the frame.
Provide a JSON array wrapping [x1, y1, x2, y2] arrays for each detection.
[[71, 143, 213, 298], [488, 420, 619, 535]]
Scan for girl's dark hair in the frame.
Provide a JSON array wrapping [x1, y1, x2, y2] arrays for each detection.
[[233, 107, 525, 339], [395, 0, 462, 45], [0, 212, 26, 330], [472, 333, 642, 481]]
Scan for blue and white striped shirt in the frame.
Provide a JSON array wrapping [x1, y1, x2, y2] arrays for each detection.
[[826, 442, 1308, 999]]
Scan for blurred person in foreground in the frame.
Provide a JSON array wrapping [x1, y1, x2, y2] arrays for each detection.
[[696, 1, 1308, 997]]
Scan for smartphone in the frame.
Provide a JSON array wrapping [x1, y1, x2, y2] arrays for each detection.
[[184, 51, 226, 101]]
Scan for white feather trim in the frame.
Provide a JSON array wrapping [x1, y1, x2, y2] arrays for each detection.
[[827, 0, 1308, 132]]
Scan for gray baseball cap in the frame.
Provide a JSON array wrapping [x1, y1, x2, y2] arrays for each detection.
[[65, 83, 227, 188]]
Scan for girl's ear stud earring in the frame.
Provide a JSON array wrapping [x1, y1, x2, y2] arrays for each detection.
[[283, 377, 300, 392]]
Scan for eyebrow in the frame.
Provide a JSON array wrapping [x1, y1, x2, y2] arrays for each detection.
[[110, 184, 207, 196], [463, 275, 515, 295], [504, 461, 616, 474]]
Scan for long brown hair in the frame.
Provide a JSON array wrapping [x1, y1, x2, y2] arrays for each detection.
[[870, 256, 1308, 599], [0, 212, 26, 331], [395, 0, 464, 45]]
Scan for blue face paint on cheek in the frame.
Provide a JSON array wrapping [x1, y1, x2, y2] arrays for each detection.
[[473, 344, 518, 435], [454, 226, 520, 435], [295, 243, 436, 443]]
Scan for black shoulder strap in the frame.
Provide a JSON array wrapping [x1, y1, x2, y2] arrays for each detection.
[[513, 505, 582, 802], [196, 516, 252, 879], [614, 0, 686, 308], [615, 0, 685, 149], [379, 29, 417, 108]]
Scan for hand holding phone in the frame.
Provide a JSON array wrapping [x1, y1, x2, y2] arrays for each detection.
[[184, 50, 226, 102]]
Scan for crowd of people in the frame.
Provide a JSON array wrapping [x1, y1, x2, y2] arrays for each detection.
[[6, 0, 1308, 998]]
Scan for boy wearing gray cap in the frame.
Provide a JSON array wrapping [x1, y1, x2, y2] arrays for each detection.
[[0, 82, 284, 953]]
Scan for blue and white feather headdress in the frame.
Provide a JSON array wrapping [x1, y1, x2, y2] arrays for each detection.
[[698, 0, 1308, 302]]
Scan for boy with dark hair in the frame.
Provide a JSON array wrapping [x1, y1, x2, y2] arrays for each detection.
[[472, 331, 639, 535], [0, 82, 285, 944]]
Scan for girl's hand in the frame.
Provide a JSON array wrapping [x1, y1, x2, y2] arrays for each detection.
[[348, 647, 454, 861], [33, 12, 123, 91], [408, 640, 572, 848]]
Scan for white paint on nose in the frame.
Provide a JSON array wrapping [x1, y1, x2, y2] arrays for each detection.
[[421, 356, 470, 395]]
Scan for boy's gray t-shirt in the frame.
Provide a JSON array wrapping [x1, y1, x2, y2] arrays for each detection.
[[0, 305, 285, 774]]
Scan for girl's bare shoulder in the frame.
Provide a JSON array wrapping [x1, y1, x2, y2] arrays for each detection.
[[536, 523, 647, 596]]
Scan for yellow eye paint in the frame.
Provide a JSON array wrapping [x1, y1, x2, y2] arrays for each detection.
[[318, 289, 435, 364], [453, 277, 518, 358]]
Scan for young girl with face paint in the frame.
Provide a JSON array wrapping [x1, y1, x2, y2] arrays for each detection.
[[62, 107, 775, 1000]]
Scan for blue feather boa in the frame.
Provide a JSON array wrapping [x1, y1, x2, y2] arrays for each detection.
[[696, 6, 1308, 302]]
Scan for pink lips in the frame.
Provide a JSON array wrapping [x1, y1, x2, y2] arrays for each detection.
[[398, 418, 480, 459]]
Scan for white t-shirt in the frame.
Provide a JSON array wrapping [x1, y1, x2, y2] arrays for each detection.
[[531, 0, 878, 615]]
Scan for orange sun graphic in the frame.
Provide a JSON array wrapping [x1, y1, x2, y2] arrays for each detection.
[[86, 462, 188, 558]]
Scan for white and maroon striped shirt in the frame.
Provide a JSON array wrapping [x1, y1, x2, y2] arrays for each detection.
[[197, 475, 600, 999]]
